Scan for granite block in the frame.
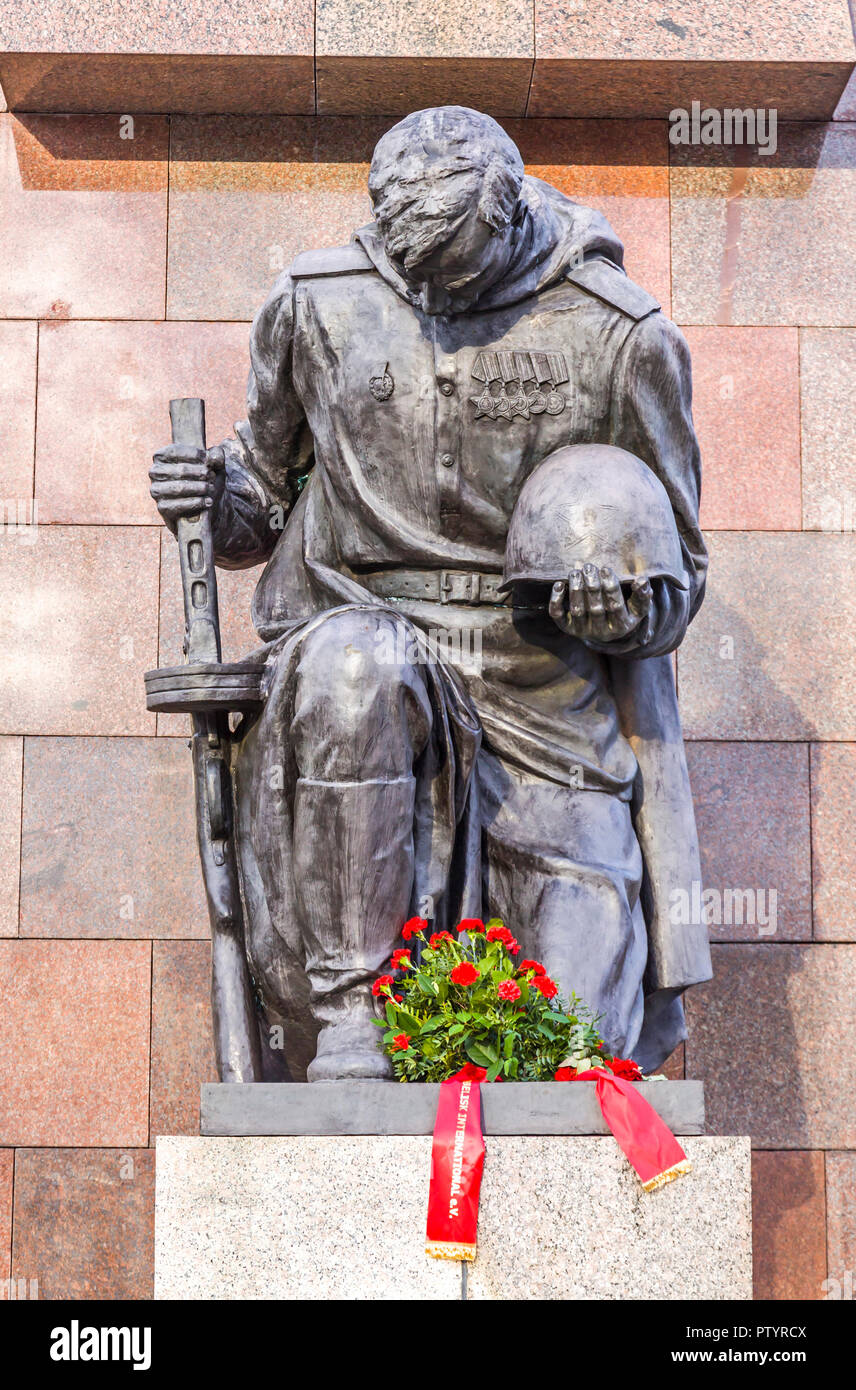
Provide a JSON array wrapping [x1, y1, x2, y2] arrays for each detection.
[[677, 533, 856, 741], [0, 1, 314, 114], [682, 327, 801, 531], [810, 744, 856, 942], [835, 65, 856, 119], [155, 1134, 751, 1300], [34, 321, 250, 526], [316, 58, 534, 119], [0, 738, 21, 938], [0, 525, 159, 736], [530, 2, 855, 118], [507, 118, 670, 311], [0, 940, 151, 1146], [529, 61, 855, 121], [533, 1, 856, 62], [0, 321, 37, 501], [316, 0, 534, 60], [800, 329, 856, 532], [0, 1150, 11, 1286], [467, 1136, 751, 1300], [752, 1151, 827, 1301], [201, 1079, 704, 1136], [0, 0, 313, 54], [19, 737, 206, 939], [151, 942, 216, 1138], [0, 54, 315, 116], [11, 1148, 154, 1300], [167, 116, 383, 320], [671, 123, 856, 326], [155, 1136, 461, 1300], [685, 741, 811, 941], [686, 944, 856, 1149], [825, 1152, 856, 1296], [0, 114, 167, 319]]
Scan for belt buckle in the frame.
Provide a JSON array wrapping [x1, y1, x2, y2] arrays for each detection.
[[439, 570, 479, 604]]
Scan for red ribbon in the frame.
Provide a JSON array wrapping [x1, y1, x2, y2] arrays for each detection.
[[426, 1064, 690, 1262], [565, 1069, 691, 1190], [425, 1064, 490, 1261]]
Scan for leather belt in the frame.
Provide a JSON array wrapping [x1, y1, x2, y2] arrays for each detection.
[[358, 568, 511, 606]]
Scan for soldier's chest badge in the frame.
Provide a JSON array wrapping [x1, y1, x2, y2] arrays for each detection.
[[470, 350, 568, 422], [369, 362, 394, 402]]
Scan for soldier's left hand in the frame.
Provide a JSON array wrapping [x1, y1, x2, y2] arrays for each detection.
[[549, 564, 653, 644]]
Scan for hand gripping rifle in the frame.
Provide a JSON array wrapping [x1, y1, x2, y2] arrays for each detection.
[[144, 399, 262, 1082]]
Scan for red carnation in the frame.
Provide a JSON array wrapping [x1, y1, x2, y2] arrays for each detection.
[[394, 994, 403, 1003], [487, 924, 513, 946], [497, 979, 521, 1002], [456, 918, 484, 934], [391, 948, 411, 969], [607, 1056, 643, 1081], [371, 974, 394, 997], [391, 1034, 410, 1052], [554, 1066, 574, 1081], [428, 931, 454, 948], [449, 962, 480, 986], [532, 974, 558, 1000], [401, 917, 427, 941], [518, 959, 546, 976]]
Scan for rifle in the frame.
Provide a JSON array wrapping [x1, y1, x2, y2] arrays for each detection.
[[145, 398, 262, 1083]]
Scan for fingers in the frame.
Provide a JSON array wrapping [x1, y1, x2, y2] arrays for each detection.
[[550, 567, 655, 644], [549, 580, 570, 633], [150, 480, 214, 501], [150, 444, 225, 523], [627, 576, 653, 621], [582, 563, 610, 640], [628, 576, 655, 646], [567, 569, 586, 635]]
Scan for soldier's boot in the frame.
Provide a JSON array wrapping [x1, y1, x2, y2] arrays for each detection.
[[294, 776, 417, 1082]]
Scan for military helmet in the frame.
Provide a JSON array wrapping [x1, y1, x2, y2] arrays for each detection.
[[500, 443, 687, 594]]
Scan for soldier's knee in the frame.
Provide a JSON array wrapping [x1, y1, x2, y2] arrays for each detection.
[[291, 608, 432, 777]]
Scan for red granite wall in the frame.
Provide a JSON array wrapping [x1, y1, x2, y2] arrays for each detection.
[[0, 88, 854, 1300]]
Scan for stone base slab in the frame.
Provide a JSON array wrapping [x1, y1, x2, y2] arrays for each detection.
[[201, 1079, 704, 1136], [155, 1134, 752, 1300]]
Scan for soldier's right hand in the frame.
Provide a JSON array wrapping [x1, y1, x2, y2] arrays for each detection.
[[149, 444, 226, 533]]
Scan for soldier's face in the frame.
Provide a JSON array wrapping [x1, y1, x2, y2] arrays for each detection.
[[398, 210, 508, 314]]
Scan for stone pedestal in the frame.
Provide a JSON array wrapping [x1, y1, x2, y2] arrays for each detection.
[[155, 1126, 752, 1300]]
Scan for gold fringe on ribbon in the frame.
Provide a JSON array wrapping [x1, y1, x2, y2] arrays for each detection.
[[641, 1158, 693, 1192], [426, 1241, 477, 1262]]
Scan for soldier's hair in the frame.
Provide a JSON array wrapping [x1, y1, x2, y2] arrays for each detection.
[[368, 106, 525, 272]]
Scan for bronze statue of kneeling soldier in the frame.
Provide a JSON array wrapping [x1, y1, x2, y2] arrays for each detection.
[[146, 106, 711, 1085]]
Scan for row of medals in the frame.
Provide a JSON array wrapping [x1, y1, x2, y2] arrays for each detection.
[[471, 383, 567, 421]]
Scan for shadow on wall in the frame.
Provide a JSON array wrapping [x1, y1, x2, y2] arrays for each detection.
[[681, 590, 815, 1146]]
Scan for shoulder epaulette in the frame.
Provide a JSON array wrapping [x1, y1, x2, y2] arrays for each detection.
[[290, 243, 375, 279], [565, 258, 660, 321]]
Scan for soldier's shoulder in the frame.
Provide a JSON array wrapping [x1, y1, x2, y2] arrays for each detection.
[[564, 258, 660, 322], [290, 242, 375, 279]]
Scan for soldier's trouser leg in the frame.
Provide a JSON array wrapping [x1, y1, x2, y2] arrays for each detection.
[[289, 610, 433, 1081]]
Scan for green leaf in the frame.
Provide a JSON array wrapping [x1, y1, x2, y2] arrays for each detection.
[[464, 1040, 493, 1068], [486, 1061, 502, 1083], [385, 1001, 398, 1028]]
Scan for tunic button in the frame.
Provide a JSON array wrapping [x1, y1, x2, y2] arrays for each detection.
[[440, 453, 455, 468], [439, 381, 454, 396]]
